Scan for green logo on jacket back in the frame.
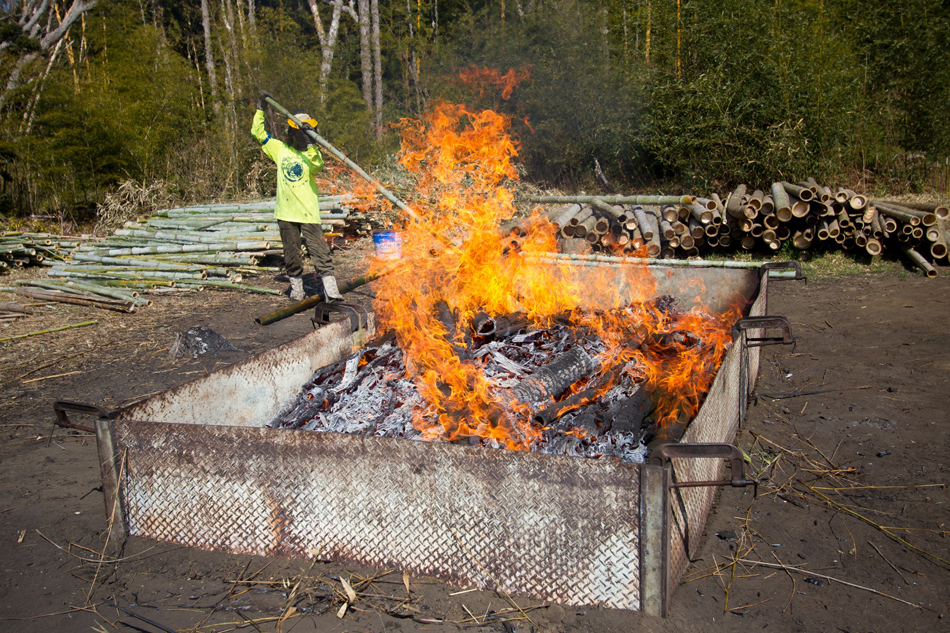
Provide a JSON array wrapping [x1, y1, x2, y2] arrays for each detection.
[[281, 156, 305, 183]]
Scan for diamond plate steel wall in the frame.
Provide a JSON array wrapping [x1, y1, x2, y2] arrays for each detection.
[[667, 273, 769, 587], [97, 263, 770, 614], [116, 420, 644, 609]]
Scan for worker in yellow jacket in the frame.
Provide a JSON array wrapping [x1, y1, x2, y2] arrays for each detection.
[[252, 91, 343, 302]]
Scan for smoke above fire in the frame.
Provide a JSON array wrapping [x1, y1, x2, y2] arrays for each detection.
[[365, 72, 740, 450]]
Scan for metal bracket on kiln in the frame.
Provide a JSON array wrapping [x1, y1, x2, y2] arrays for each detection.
[[312, 302, 369, 334], [732, 315, 798, 350], [53, 400, 114, 433], [652, 442, 758, 496]]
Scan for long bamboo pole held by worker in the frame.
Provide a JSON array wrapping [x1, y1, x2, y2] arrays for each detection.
[[263, 96, 424, 225]]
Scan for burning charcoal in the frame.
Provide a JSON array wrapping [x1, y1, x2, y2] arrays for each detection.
[[436, 300, 473, 360], [532, 363, 628, 426], [602, 385, 655, 436], [510, 346, 597, 404], [650, 294, 677, 315], [645, 329, 701, 353], [472, 311, 530, 339]]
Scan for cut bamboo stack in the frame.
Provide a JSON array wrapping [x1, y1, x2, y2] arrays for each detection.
[[41, 195, 381, 296], [528, 183, 948, 277]]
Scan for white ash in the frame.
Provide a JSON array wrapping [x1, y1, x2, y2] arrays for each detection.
[[269, 321, 654, 463]]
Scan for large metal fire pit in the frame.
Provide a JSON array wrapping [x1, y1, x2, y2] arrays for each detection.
[[55, 261, 798, 615]]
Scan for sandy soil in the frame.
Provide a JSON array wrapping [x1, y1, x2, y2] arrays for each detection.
[[1, 242, 947, 633]]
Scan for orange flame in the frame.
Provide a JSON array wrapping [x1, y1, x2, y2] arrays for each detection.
[[367, 98, 740, 450]]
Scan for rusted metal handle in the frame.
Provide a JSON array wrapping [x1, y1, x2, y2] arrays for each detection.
[[651, 442, 758, 496], [53, 400, 113, 433], [732, 315, 798, 349], [759, 261, 806, 281]]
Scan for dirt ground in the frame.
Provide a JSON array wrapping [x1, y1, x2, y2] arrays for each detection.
[[1, 240, 948, 633]]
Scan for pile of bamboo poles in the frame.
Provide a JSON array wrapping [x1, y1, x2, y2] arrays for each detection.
[[528, 183, 948, 277], [0, 301, 32, 321], [1, 231, 75, 272], [9, 284, 141, 312], [41, 195, 380, 296]]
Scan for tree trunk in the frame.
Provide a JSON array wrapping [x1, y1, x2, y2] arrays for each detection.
[[371, 0, 383, 139], [247, 0, 256, 33], [0, 0, 97, 114], [357, 0, 374, 116], [308, 0, 350, 103], [200, 0, 221, 117], [21, 38, 66, 135]]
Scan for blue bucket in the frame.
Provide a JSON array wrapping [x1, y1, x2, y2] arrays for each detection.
[[372, 231, 403, 260]]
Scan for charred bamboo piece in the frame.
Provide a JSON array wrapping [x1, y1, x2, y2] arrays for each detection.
[[531, 364, 627, 427], [509, 346, 597, 404]]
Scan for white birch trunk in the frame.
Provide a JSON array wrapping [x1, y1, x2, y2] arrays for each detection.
[[0, 0, 97, 113], [308, 0, 353, 103]]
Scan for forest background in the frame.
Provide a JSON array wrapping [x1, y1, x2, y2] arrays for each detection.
[[0, 0, 948, 229]]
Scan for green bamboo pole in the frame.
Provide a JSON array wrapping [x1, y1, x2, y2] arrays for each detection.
[[264, 96, 423, 224], [530, 194, 697, 206], [15, 279, 101, 297], [114, 228, 277, 244], [176, 280, 282, 295], [82, 242, 270, 256], [46, 279, 149, 306], [256, 264, 400, 325], [49, 268, 208, 281], [97, 280, 175, 289], [0, 320, 98, 342], [71, 253, 205, 271]]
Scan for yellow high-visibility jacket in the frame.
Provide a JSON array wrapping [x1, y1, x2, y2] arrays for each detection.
[[251, 109, 324, 224]]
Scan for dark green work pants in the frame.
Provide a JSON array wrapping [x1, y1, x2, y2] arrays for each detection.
[[277, 219, 333, 278]]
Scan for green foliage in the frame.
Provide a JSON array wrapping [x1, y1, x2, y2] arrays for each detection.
[[1, 0, 948, 223], [439, 0, 648, 187], [643, 0, 863, 189]]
